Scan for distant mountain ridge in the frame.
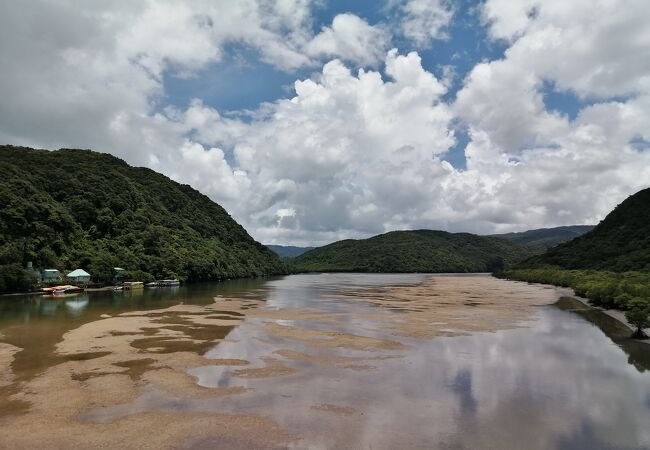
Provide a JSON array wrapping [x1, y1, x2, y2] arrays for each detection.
[[0, 146, 285, 292], [518, 188, 650, 271], [491, 225, 595, 252], [292, 229, 536, 273], [266, 245, 314, 258]]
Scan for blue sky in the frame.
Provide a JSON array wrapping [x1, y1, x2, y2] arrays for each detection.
[[161, 0, 590, 173], [166, 1, 504, 107], [162, 0, 511, 171]]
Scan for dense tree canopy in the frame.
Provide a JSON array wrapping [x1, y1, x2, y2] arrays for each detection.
[[292, 230, 535, 273], [0, 146, 286, 292], [266, 245, 314, 258], [519, 188, 650, 271], [503, 188, 650, 325], [502, 267, 650, 309], [491, 225, 594, 253]]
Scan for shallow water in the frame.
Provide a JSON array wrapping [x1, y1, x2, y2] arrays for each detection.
[[1, 273, 650, 449]]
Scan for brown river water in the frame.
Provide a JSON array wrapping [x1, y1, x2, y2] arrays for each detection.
[[1, 273, 650, 449]]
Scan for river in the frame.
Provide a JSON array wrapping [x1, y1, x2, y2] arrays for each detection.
[[0, 273, 649, 449]]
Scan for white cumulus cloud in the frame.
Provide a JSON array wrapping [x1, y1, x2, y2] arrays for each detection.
[[395, 0, 454, 47], [453, 0, 650, 232], [305, 13, 390, 67]]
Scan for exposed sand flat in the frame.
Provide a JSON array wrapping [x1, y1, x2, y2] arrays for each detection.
[[345, 275, 562, 338], [231, 356, 299, 378], [0, 343, 20, 387], [264, 322, 407, 351], [310, 403, 357, 415], [273, 348, 400, 365], [141, 369, 249, 398], [0, 275, 569, 449], [3, 409, 293, 450], [0, 299, 283, 448]]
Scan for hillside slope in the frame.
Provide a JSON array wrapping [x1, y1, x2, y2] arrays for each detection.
[[492, 225, 594, 253], [266, 245, 314, 258], [519, 188, 650, 271], [0, 146, 285, 290], [292, 230, 535, 273]]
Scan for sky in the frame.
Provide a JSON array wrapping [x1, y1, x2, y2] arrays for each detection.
[[1, 0, 649, 246]]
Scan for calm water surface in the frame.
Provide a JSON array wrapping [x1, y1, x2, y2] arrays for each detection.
[[2, 273, 650, 449]]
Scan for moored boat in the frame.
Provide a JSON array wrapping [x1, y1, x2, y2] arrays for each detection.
[[42, 285, 84, 296], [122, 281, 144, 290], [145, 279, 180, 287]]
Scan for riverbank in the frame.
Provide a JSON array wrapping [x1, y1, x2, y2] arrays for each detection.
[[0, 285, 126, 298], [501, 268, 650, 340], [564, 293, 650, 341], [0, 275, 284, 298], [500, 268, 650, 308]]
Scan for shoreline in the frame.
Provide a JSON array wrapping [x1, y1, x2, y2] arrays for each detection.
[[0, 285, 119, 298], [509, 278, 650, 344], [568, 294, 650, 343], [0, 274, 287, 298]]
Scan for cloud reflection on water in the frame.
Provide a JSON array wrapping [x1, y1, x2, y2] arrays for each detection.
[[97, 274, 650, 449]]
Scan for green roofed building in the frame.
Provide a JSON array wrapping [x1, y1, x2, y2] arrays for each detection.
[[67, 269, 91, 283]]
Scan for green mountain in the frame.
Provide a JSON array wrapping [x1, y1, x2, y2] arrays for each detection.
[[0, 146, 285, 292], [519, 188, 650, 271], [292, 229, 535, 273], [491, 225, 594, 253], [266, 245, 315, 258]]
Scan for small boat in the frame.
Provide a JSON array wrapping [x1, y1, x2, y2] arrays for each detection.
[[54, 286, 84, 295], [41, 285, 69, 293], [122, 281, 144, 290], [43, 285, 84, 296], [146, 279, 180, 287]]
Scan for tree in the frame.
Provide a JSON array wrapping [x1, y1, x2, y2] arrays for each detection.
[[624, 299, 650, 339], [0, 264, 38, 293]]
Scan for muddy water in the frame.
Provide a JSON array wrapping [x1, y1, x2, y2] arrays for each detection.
[[1, 274, 650, 449]]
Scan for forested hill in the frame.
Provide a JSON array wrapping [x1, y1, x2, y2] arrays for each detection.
[[0, 146, 285, 291], [491, 225, 594, 253], [518, 188, 650, 271], [266, 245, 315, 258], [292, 230, 535, 273]]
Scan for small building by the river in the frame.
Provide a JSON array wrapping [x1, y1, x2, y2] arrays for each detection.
[[67, 269, 91, 283], [41, 269, 61, 281]]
